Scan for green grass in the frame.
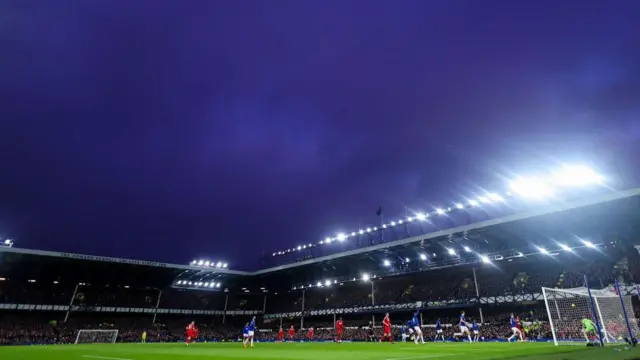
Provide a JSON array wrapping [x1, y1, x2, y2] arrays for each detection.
[[1, 342, 639, 360]]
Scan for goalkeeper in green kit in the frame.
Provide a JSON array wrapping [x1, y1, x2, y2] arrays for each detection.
[[582, 318, 597, 342]]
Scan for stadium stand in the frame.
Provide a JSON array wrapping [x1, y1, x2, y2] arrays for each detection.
[[2, 189, 640, 345]]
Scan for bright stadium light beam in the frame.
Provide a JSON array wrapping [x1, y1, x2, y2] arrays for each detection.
[[415, 212, 426, 221], [559, 244, 571, 252], [463, 246, 471, 252], [537, 246, 549, 255], [325, 280, 331, 286], [436, 208, 445, 215], [583, 240, 596, 248], [455, 203, 464, 209], [420, 253, 427, 260], [510, 178, 554, 199], [362, 273, 370, 281], [553, 165, 604, 187], [480, 255, 490, 264], [468, 199, 479, 206]]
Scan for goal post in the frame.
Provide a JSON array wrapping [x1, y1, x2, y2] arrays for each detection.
[[542, 279, 638, 346], [75, 329, 119, 344]]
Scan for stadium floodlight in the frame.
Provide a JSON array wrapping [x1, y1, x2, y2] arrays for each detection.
[[297, 246, 301, 250], [510, 177, 554, 199], [447, 248, 456, 255], [382, 224, 387, 228], [336, 233, 346, 241], [204, 261, 210, 266], [406, 217, 413, 222], [334, 280, 337, 284], [537, 247, 549, 255], [468, 199, 479, 206], [316, 281, 322, 287], [415, 212, 426, 221], [325, 237, 332, 243], [351, 232, 356, 236], [362, 273, 370, 281], [359, 229, 364, 235], [366, 228, 372, 232], [190, 260, 196, 265], [222, 263, 228, 268], [455, 203, 464, 209], [463, 246, 471, 252], [216, 283, 221, 288], [553, 165, 603, 187], [373, 227, 378, 231], [582, 240, 596, 248], [398, 220, 403, 224], [480, 255, 490, 263], [216, 262, 222, 268], [559, 244, 571, 251], [404, 257, 410, 263], [390, 221, 396, 226], [325, 280, 331, 286], [383, 259, 391, 267], [420, 253, 427, 260], [436, 208, 445, 215], [197, 260, 204, 266]]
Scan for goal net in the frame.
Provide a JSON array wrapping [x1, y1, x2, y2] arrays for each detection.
[[542, 286, 638, 346], [75, 329, 119, 344]]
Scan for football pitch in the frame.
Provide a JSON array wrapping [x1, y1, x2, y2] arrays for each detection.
[[1, 342, 639, 360]]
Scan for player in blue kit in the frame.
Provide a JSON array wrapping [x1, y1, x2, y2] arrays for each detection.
[[434, 318, 444, 342], [471, 319, 480, 342], [400, 325, 407, 342], [242, 323, 249, 346], [243, 316, 257, 348], [459, 311, 472, 343], [508, 313, 523, 342], [411, 310, 424, 344]]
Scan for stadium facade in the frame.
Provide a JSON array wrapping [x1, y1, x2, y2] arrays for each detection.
[[1, 186, 640, 344]]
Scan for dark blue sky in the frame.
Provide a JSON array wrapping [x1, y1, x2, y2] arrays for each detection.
[[1, 1, 639, 270]]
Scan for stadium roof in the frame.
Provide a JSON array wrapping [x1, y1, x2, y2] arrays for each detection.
[[1, 186, 639, 293]]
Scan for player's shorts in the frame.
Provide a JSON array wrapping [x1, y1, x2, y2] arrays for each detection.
[[460, 326, 469, 332], [248, 331, 254, 337], [473, 330, 479, 335], [384, 327, 391, 335], [413, 326, 422, 333], [243, 333, 248, 338], [436, 329, 443, 334], [402, 333, 407, 338], [511, 327, 521, 333], [408, 328, 414, 334]]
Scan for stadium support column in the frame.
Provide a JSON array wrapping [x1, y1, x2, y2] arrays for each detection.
[[301, 290, 305, 329], [263, 295, 267, 313], [152, 290, 162, 324], [472, 268, 484, 323], [222, 294, 229, 324], [371, 281, 375, 326], [64, 283, 80, 323]]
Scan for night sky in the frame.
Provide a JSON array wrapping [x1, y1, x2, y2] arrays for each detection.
[[1, 1, 639, 270]]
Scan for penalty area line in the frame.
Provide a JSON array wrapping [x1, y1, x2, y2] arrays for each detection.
[[385, 353, 462, 360], [82, 356, 133, 360]]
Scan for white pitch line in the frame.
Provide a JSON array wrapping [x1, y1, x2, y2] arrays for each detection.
[[82, 356, 133, 360], [385, 353, 462, 360]]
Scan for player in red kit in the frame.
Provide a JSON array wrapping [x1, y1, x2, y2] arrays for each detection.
[[381, 313, 394, 343], [278, 327, 284, 342], [336, 317, 344, 343], [185, 321, 195, 346], [288, 325, 295, 342], [308, 327, 314, 342], [516, 316, 525, 341]]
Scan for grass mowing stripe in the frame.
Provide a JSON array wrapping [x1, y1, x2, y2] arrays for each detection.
[[82, 356, 134, 360], [385, 354, 462, 360]]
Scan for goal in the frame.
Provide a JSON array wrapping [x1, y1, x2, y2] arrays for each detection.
[[542, 285, 638, 346], [74, 329, 119, 344]]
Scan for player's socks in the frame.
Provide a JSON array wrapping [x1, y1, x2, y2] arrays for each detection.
[[250, 337, 254, 347]]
